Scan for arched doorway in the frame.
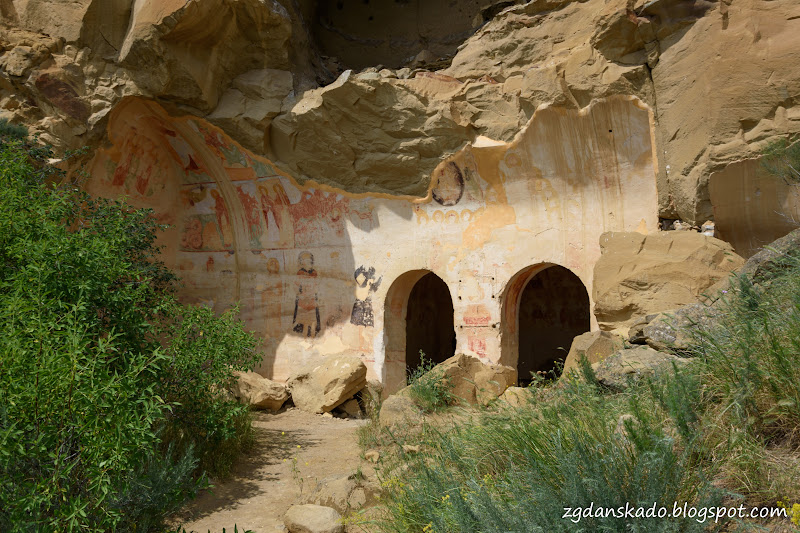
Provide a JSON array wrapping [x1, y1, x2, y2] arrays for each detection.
[[501, 264, 590, 385], [383, 270, 456, 393], [405, 272, 456, 374]]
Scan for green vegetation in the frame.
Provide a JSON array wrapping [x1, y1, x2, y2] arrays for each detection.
[[0, 135, 259, 531], [407, 352, 456, 413], [376, 372, 723, 532], [690, 258, 800, 502], [761, 136, 800, 184], [373, 262, 800, 531], [0, 118, 29, 139]]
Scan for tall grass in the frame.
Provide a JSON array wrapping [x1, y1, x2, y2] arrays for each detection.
[[377, 376, 723, 532], [375, 251, 800, 531], [688, 253, 800, 501]]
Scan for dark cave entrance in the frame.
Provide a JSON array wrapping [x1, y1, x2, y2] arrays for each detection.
[[310, 0, 490, 70], [405, 271, 456, 375], [515, 265, 590, 385]]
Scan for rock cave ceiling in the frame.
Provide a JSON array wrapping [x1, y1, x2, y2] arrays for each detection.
[[0, 0, 798, 251], [310, 0, 492, 70]]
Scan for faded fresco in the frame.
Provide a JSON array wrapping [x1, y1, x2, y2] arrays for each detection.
[[350, 266, 382, 327], [89, 95, 658, 391]]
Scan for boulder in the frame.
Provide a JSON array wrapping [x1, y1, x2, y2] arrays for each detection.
[[641, 304, 719, 353], [562, 331, 625, 375], [378, 394, 423, 428], [359, 381, 383, 417], [379, 354, 516, 419], [364, 450, 380, 463], [284, 504, 343, 533], [288, 356, 367, 414], [230, 371, 288, 412], [739, 228, 800, 284], [592, 346, 686, 391], [432, 354, 517, 406], [627, 314, 660, 344], [593, 231, 744, 332], [474, 365, 518, 406], [303, 474, 380, 515], [498, 386, 534, 408]]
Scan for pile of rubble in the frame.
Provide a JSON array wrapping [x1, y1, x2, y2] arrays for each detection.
[[230, 354, 371, 419]]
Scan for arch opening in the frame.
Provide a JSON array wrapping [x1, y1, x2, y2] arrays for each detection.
[[383, 270, 455, 394], [405, 272, 456, 374], [502, 264, 590, 386]]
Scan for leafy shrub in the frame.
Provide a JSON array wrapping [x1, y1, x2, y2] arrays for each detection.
[[110, 445, 202, 533], [407, 351, 455, 413], [0, 137, 260, 530], [0, 118, 28, 139], [0, 138, 177, 530], [158, 303, 260, 478]]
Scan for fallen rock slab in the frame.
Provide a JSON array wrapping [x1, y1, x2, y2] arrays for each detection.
[[592, 346, 687, 391], [288, 356, 367, 414], [434, 353, 517, 406], [379, 394, 423, 428], [230, 371, 289, 412], [498, 386, 534, 408], [593, 231, 744, 332], [303, 473, 380, 515], [642, 304, 719, 353], [284, 504, 343, 533], [562, 331, 625, 374]]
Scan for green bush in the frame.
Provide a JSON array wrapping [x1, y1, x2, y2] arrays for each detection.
[[407, 352, 455, 413], [0, 118, 29, 139], [158, 303, 260, 478], [0, 138, 260, 531]]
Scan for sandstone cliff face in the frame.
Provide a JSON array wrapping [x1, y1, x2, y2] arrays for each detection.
[[0, 0, 305, 149], [1, 0, 798, 230], [0, 0, 798, 388]]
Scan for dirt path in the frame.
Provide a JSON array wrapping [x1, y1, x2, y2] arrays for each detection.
[[173, 409, 369, 533]]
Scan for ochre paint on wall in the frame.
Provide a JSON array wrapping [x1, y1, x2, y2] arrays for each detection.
[[87, 95, 658, 393]]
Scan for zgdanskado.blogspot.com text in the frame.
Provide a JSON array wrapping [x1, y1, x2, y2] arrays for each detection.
[[563, 502, 788, 524]]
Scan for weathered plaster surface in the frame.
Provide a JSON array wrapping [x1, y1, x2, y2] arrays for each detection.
[[87, 95, 657, 393]]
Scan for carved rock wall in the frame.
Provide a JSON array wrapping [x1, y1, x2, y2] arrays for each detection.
[[1, 0, 799, 390], [87, 95, 656, 392]]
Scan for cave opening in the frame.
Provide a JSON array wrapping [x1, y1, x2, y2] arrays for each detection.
[[309, 0, 491, 71], [405, 271, 456, 376], [516, 265, 590, 385]]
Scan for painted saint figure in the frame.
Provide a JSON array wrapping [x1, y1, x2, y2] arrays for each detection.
[[293, 251, 320, 337], [210, 189, 233, 248], [261, 257, 284, 338], [350, 266, 382, 327], [258, 183, 294, 249]]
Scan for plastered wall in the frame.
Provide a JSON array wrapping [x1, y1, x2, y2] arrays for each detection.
[[87, 94, 658, 393]]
